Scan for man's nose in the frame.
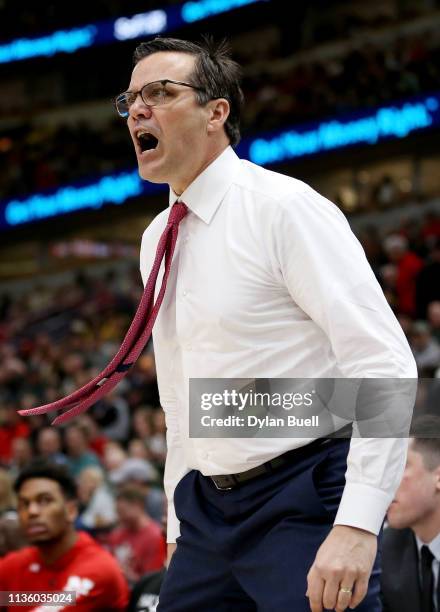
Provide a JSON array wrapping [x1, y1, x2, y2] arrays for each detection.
[[129, 94, 153, 119], [27, 501, 41, 516]]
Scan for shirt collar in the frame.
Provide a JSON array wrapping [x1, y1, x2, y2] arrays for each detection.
[[168, 146, 240, 224], [416, 532, 440, 561]]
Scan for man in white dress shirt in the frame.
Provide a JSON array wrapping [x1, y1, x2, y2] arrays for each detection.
[[116, 36, 417, 611]]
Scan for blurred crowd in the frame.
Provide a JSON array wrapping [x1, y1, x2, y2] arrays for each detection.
[[241, 31, 440, 133], [0, 120, 132, 199], [0, 266, 167, 595], [2, 5, 440, 200], [369, 217, 440, 381]]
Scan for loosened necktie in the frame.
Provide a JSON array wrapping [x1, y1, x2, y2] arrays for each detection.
[[18, 201, 188, 426]]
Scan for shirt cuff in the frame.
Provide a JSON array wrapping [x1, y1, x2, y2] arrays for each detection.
[[334, 482, 392, 535], [166, 501, 181, 544]]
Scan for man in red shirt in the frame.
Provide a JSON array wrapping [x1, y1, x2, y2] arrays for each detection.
[[108, 486, 166, 585], [384, 234, 424, 317], [0, 460, 128, 611], [0, 405, 30, 464]]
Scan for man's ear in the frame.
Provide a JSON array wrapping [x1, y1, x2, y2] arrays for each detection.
[[206, 98, 230, 135]]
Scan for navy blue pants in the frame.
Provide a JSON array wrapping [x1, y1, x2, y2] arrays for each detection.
[[158, 439, 382, 611]]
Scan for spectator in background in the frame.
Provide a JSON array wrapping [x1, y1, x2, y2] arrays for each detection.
[[109, 458, 164, 525], [0, 344, 26, 392], [0, 460, 129, 611], [131, 407, 166, 467], [108, 486, 166, 585], [381, 418, 440, 612], [420, 212, 440, 245], [359, 225, 386, 276], [374, 175, 398, 208], [0, 517, 26, 557], [64, 424, 101, 478], [90, 392, 130, 442], [102, 440, 127, 478], [77, 466, 116, 531], [416, 239, 440, 319], [9, 437, 33, 479], [128, 354, 160, 408], [128, 439, 150, 461], [36, 427, 68, 465], [427, 301, 440, 343], [76, 414, 108, 460], [148, 411, 167, 467], [380, 263, 398, 311], [396, 313, 413, 341], [132, 406, 153, 441], [128, 569, 166, 612], [0, 469, 16, 520], [131, 406, 155, 459], [384, 234, 424, 317], [0, 405, 30, 465], [410, 320, 440, 376]]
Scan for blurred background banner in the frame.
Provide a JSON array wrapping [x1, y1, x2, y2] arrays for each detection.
[[0, 0, 266, 66]]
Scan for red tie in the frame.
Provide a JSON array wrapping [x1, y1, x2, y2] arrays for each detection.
[[18, 201, 188, 425]]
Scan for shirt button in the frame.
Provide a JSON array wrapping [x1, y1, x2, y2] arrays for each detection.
[[184, 236, 189, 243], [182, 290, 187, 297]]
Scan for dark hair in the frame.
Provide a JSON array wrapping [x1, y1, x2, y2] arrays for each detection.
[[411, 415, 440, 470], [133, 36, 244, 147], [116, 486, 146, 507], [14, 460, 77, 500]]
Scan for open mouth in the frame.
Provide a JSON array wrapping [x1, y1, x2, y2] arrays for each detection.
[[137, 131, 159, 153]]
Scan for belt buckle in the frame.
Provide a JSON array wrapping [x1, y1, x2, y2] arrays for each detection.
[[211, 475, 235, 491]]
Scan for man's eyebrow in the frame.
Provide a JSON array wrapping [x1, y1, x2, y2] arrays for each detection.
[[125, 79, 179, 91], [18, 492, 55, 502]]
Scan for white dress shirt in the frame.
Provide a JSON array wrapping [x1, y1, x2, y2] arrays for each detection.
[[139, 146, 417, 543], [416, 533, 440, 612]]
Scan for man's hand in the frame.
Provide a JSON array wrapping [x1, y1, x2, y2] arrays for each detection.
[[306, 525, 377, 612], [166, 543, 177, 568]]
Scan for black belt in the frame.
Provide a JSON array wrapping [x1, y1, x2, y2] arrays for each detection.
[[209, 437, 333, 491]]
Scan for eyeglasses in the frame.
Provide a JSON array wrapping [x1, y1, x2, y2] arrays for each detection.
[[114, 79, 206, 118]]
